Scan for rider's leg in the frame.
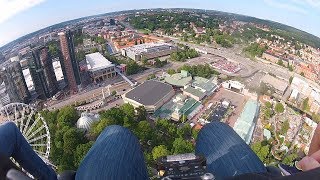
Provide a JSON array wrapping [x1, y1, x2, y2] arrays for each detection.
[[0, 122, 56, 180], [195, 121, 266, 178], [76, 125, 148, 180], [308, 124, 320, 156]]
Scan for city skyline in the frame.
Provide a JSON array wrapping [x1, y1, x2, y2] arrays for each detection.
[[0, 0, 320, 47]]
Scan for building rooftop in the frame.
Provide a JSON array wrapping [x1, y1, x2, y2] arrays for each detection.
[[184, 86, 205, 98], [233, 100, 259, 144], [125, 80, 173, 106], [192, 77, 217, 92], [124, 42, 175, 55], [86, 52, 114, 72], [165, 71, 192, 87], [261, 74, 288, 93]]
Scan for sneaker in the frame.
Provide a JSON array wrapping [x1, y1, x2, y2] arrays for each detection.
[[278, 162, 302, 176]]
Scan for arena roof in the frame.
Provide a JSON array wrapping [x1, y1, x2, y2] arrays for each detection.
[[125, 80, 173, 106], [86, 52, 114, 72]]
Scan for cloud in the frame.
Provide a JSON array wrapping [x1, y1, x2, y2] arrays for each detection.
[[263, 0, 308, 14], [0, 0, 46, 24], [303, 0, 320, 7]]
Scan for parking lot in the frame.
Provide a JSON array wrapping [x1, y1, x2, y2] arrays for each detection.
[[209, 104, 228, 122], [208, 88, 247, 127], [210, 57, 241, 74], [244, 71, 265, 91]]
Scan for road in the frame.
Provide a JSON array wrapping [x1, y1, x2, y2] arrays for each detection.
[[49, 30, 297, 110], [48, 68, 159, 110], [171, 39, 294, 80], [123, 21, 294, 80]]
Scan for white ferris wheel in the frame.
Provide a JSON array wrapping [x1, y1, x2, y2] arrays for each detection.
[[0, 103, 51, 160]]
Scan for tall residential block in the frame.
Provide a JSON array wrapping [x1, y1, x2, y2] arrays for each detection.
[[0, 61, 30, 106], [58, 30, 81, 93], [29, 46, 58, 99]]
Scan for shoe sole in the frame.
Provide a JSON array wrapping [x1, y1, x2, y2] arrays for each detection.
[[278, 164, 291, 176]]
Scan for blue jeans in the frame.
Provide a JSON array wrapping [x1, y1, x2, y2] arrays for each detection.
[[76, 125, 149, 180], [0, 122, 57, 180], [0, 121, 266, 179], [76, 122, 266, 179], [195, 122, 266, 178]]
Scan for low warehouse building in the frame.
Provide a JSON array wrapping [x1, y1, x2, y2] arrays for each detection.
[[123, 80, 175, 112], [121, 43, 177, 61]]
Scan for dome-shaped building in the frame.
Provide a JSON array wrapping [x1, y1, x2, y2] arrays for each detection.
[[76, 112, 100, 131]]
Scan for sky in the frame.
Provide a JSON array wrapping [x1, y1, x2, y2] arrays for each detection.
[[0, 0, 320, 47]]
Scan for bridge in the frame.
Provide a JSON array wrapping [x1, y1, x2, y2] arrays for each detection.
[[115, 68, 136, 87]]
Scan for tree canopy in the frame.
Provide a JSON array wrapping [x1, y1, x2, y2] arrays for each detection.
[[170, 47, 199, 62], [172, 138, 194, 155], [178, 64, 219, 78], [244, 43, 267, 58], [43, 102, 196, 175], [251, 142, 270, 162], [152, 145, 169, 161], [275, 103, 285, 114]]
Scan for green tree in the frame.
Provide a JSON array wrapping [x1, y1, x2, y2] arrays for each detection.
[[63, 128, 86, 154], [152, 145, 169, 161], [100, 107, 125, 125], [243, 43, 267, 58], [264, 108, 273, 119], [111, 90, 117, 96], [251, 142, 262, 153], [126, 60, 143, 75], [282, 153, 298, 166], [90, 47, 99, 53], [147, 74, 156, 80], [56, 106, 79, 128], [251, 142, 270, 162], [259, 145, 270, 162], [90, 118, 114, 138], [312, 113, 320, 123], [48, 42, 60, 57], [120, 103, 135, 121], [191, 128, 200, 140], [76, 50, 86, 61], [167, 69, 176, 75], [289, 76, 293, 84], [277, 59, 284, 66], [74, 141, 94, 167], [142, 57, 148, 65], [136, 106, 147, 122], [302, 98, 310, 111], [177, 124, 192, 139], [275, 103, 285, 114], [300, 72, 305, 77], [58, 153, 76, 172], [94, 36, 106, 44], [280, 120, 290, 135], [265, 102, 272, 109], [135, 121, 153, 141], [172, 138, 194, 154]]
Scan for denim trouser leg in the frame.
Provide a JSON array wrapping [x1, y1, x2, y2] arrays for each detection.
[[0, 122, 57, 180], [195, 121, 266, 178], [76, 125, 148, 180]]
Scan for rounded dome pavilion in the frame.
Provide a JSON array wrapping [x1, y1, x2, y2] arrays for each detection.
[[76, 112, 100, 130]]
